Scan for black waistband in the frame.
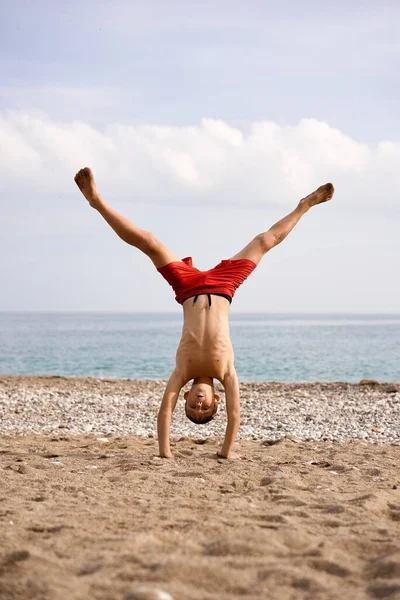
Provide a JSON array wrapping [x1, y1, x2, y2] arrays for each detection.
[[189, 293, 232, 307]]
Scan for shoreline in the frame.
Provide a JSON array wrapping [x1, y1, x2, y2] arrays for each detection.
[[1, 374, 400, 385], [2, 373, 400, 384]]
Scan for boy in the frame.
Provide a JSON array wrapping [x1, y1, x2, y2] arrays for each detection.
[[75, 167, 334, 458]]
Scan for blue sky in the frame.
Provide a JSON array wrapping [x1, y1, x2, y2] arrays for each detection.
[[1, 0, 399, 312]]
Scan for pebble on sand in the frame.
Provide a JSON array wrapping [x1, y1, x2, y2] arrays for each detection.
[[125, 586, 174, 600]]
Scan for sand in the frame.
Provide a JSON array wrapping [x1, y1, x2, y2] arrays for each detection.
[[0, 377, 399, 599], [0, 435, 399, 600]]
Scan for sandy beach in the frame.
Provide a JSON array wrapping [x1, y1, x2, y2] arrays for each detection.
[[1, 377, 399, 600]]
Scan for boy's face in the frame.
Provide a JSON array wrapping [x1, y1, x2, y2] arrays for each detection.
[[184, 381, 220, 422]]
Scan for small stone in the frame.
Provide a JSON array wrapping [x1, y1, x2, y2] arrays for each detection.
[[125, 585, 174, 600], [359, 379, 379, 385], [384, 384, 399, 394], [261, 439, 282, 447], [4, 464, 27, 474]]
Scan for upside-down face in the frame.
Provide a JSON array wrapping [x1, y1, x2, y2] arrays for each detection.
[[184, 380, 221, 424]]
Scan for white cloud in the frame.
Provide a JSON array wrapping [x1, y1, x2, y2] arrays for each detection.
[[1, 110, 398, 211]]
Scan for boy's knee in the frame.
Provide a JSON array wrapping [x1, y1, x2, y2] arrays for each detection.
[[142, 232, 160, 255], [255, 232, 276, 254]]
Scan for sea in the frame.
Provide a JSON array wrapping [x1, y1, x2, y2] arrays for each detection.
[[0, 312, 399, 383]]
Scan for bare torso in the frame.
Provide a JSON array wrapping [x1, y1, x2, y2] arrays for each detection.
[[176, 294, 233, 383]]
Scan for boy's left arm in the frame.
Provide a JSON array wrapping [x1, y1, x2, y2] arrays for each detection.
[[218, 369, 240, 459]]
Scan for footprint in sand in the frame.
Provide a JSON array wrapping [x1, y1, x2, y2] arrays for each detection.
[[387, 503, 400, 523], [281, 509, 311, 519], [77, 563, 102, 576], [260, 514, 287, 523], [367, 583, 400, 599], [260, 476, 274, 486], [204, 537, 260, 557], [292, 577, 323, 593], [322, 520, 341, 528], [310, 559, 351, 578], [310, 504, 346, 514], [174, 449, 194, 457], [365, 551, 400, 580], [257, 514, 287, 529], [272, 495, 308, 508], [2, 550, 30, 565], [348, 493, 375, 506], [388, 510, 400, 522]]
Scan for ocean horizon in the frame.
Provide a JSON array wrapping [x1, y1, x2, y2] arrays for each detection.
[[1, 312, 399, 383]]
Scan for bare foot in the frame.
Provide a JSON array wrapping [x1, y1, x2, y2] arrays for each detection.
[[299, 183, 335, 209], [74, 167, 102, 208]]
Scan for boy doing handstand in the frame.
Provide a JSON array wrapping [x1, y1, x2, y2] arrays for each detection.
[[75, 168, 334, 458]]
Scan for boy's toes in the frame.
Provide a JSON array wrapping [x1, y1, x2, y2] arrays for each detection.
[[74, 171, 84, 186], [74, 167, 94, 187], [83, 167, 93, 180]]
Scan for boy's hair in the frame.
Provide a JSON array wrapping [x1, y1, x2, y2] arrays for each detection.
[[185, 403, 218, 425], [185, 412, 215, 425]]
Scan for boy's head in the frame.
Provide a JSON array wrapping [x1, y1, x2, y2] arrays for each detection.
[[184, 377, 221, 424]]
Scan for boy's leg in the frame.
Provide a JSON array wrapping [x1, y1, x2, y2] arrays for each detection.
[[230, 183, 334, 265], [74, 167, 181, 268]]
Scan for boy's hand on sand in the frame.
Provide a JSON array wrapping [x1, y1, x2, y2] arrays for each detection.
[[159, 452, 174, 459], [217, 450, 240, 460], [74, 167, 102, 209]]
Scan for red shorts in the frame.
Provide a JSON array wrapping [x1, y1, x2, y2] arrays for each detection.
[[157, 257, 257, 305]]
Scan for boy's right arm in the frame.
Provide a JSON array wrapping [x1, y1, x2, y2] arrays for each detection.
[[157, 370, 184, 458]]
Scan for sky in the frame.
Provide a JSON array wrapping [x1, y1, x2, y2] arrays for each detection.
[[0, 0, 399, 313]]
